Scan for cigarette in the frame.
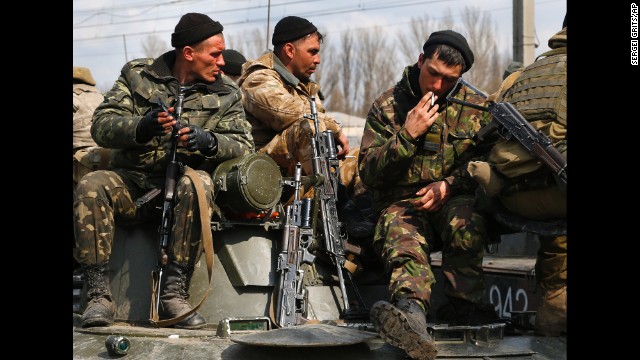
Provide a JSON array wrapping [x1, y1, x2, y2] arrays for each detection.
[[431, 93, 434, 106]]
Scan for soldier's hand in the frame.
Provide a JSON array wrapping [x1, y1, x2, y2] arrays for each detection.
[[136, 108, 176, 143], [336, 131, 350, 159], [179, 124, 218, 156], [405, 91, 439, 139], [412, 180, 450, 212]]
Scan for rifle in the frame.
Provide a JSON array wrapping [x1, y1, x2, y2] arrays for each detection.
[[446, 78, 567, 185], [274, 163, 316, 327], [305, 96, 368, 320], [152, 86, 187, 317]]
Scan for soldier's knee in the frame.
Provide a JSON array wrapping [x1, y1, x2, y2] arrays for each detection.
[[75, 171, 112, 199]]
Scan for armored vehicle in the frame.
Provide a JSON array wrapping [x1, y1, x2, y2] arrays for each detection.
[[73, 116, 566, 359]]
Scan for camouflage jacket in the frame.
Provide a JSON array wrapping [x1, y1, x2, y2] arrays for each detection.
[[91, 50, 255, 189], [237, 50, 342, 149], [358, 64, 491, 213], [73, 83, 102, 151]]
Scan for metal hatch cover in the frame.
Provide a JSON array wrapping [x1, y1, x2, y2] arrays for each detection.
[[230, 323, 377, 347]]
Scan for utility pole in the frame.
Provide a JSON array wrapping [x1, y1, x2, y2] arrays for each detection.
[[266, 0, 271, 50], [513, 0, 536, 66], [123, 34, 129, 62]]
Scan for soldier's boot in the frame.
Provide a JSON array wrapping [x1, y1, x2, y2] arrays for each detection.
[[81, 263, 115, 328], [534, 286, 566, 336], [436, 297, 500, 325], [159, 262, 206, 329], [370, 299, 437, 360]]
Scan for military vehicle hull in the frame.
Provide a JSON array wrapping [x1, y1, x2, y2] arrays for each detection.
[[73, 214, 566, 359]]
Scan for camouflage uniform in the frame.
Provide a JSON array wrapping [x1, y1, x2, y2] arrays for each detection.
[[491, 27, 567, 221], [470, 27, 567, 335], [493, 28, 567, 293], [73, 67, 108, 184], [237, 51, 343, 176], [358, 64, 492, 310], [73, 50, 255, 268]]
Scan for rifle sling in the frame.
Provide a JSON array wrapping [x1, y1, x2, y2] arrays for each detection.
[[149, 166, 215, 327]]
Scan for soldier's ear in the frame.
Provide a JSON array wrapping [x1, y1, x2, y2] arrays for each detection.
[[182, 46, 196, 61], [283, 43, 296, 60]]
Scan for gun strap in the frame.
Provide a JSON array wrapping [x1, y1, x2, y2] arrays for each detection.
[[149, 166, 215, 327]]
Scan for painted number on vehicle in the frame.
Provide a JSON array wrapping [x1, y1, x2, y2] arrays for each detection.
[[488, 285, 528, 318]]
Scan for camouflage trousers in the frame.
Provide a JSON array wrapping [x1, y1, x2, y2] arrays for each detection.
[[536, 235, 567, 291], [73, 170, 215, 267], [372, 194, 488, 311], [259, 117, 331, 176], [339, 147, 367, 202]]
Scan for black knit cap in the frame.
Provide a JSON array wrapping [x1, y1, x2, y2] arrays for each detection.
[[423, 30, 474, 73], [220, 49, 247, 76], [171, 13, 224, 48], [272, 16, 317, 46]]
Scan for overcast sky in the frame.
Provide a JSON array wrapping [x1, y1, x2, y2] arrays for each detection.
[[73, 0, 566, 91]]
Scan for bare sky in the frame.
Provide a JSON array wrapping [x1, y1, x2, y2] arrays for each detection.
[[73, 0, 566, 90]]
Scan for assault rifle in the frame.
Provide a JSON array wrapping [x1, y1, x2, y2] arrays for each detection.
[[305, 96, 368, 321], [151, 86, 187, 317], [446, 78, 567, 185], [274, 163, 316, 327]]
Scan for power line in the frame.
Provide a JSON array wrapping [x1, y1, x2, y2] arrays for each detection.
[[74, 0, 448, 41], [74, 0, 326, 28]]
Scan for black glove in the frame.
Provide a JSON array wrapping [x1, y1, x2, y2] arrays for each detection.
[[136, 108, 164, 143], [186, 124, 218, 156]]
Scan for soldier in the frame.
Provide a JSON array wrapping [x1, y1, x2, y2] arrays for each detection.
[[73, 13, 254, 329], [237, 15, 349, 177], [73, 66, 108, 185], [219, 49, 247, 83], [358, 30, 497, 360], [467, 18, 567, 336], [73, 66, 108, 272]]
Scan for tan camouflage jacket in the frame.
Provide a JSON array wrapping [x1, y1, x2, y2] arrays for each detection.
[[501, 27, 566, 151], [237, 51, 342, 149], [73, 83, 102, 151], [358, 64, 491, 213], [91, 51, 255, 189], [489, 27, 567, 179]]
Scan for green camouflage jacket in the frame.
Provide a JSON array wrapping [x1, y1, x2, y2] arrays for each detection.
[[358, 64, 491, 213], [237, 50, 342, 149], [91, 50, 255, 189]]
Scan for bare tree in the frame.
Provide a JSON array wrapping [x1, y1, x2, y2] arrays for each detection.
[[226, 27, 268, 60], [314, 35, 340, 111], [338, 31, 357, 113], [398, 14, 436, 66], [458, 6, 507, 94], [440, 8, 456, 31], [141, 34, 168, 58], [318, 30, 360, 114], [354, 26, 397, 117]]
